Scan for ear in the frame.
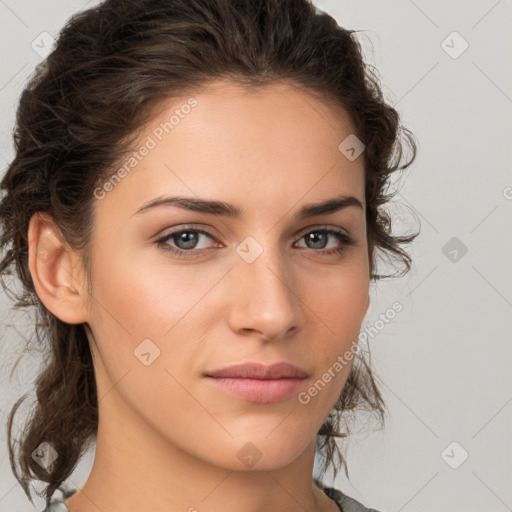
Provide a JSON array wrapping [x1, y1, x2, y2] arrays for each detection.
[[27, 212, 89, 325]]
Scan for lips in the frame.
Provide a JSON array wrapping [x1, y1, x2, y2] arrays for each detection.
[[205, 361, 309, 380]]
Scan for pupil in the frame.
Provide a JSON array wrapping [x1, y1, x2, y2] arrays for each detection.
[[177, 232, 197, 249], [308, 232, 326, 249]]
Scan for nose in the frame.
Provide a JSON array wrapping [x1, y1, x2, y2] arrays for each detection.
[[226, 241, 303, 342]]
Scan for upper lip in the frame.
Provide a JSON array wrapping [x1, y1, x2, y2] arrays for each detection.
[[205, 362, 308, 380]]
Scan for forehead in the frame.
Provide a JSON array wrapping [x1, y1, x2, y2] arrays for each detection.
[[147, 79, 356, 151], [94, 79, 365, 220]]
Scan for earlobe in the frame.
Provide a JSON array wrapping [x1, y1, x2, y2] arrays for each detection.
[[27, 212, 88, 325]]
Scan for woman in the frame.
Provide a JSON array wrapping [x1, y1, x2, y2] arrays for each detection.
[[0, 1, 418, 511]]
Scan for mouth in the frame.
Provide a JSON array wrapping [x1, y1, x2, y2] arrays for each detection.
[[204, 376, 307, 403], [204, 361, 309, 403]]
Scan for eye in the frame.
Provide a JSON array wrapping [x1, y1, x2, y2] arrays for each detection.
[[155, 228, 217, 258], [155, 226, 356, 259], [294, 229, 356, 255]]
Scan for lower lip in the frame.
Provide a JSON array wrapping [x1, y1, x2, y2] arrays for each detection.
[[205, 376, 306, 403]]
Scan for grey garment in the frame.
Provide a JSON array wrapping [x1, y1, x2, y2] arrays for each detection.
[[40, 489, 75, 512], [40, 501, 70, 512], [40, 485, 383, 512], [322, 485, 383, 512]]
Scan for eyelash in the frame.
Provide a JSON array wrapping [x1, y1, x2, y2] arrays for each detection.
[[155, 226, 356, 259]]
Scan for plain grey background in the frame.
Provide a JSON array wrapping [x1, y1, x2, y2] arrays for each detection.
[[1, 1, 511, 511]]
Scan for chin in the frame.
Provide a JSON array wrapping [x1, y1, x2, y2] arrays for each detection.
[[210, 433, 312, 472]]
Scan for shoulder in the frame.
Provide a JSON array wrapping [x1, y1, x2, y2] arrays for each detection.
[[38, 485, 385, 512], [39, 501, 70, 512], [323, 486, 384, 512], [315, 478, 384, 512], [39, 489, 75, 512]]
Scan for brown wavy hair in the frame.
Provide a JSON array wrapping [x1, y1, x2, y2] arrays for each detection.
[[0, 0, 419, 505]]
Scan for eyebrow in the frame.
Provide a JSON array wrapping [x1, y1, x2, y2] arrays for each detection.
[[132, 194, 364, 219]]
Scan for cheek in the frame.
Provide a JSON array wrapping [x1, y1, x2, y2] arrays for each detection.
[[291, 258, 369, 395], [306, 267, 368, 396], [85, 252, 211, 427], [86, 246, 221, 380], [91, 244, 208, 331], [310, 262, 369, 335]]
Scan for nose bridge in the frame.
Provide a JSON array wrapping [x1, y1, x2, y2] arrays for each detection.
[[229, 232, 301, 339]]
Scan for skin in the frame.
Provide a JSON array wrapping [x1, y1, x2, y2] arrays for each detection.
[[28, 80, 370, 512]]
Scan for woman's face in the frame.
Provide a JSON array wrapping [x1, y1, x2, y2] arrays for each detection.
[[83, 80, 369, 470]]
